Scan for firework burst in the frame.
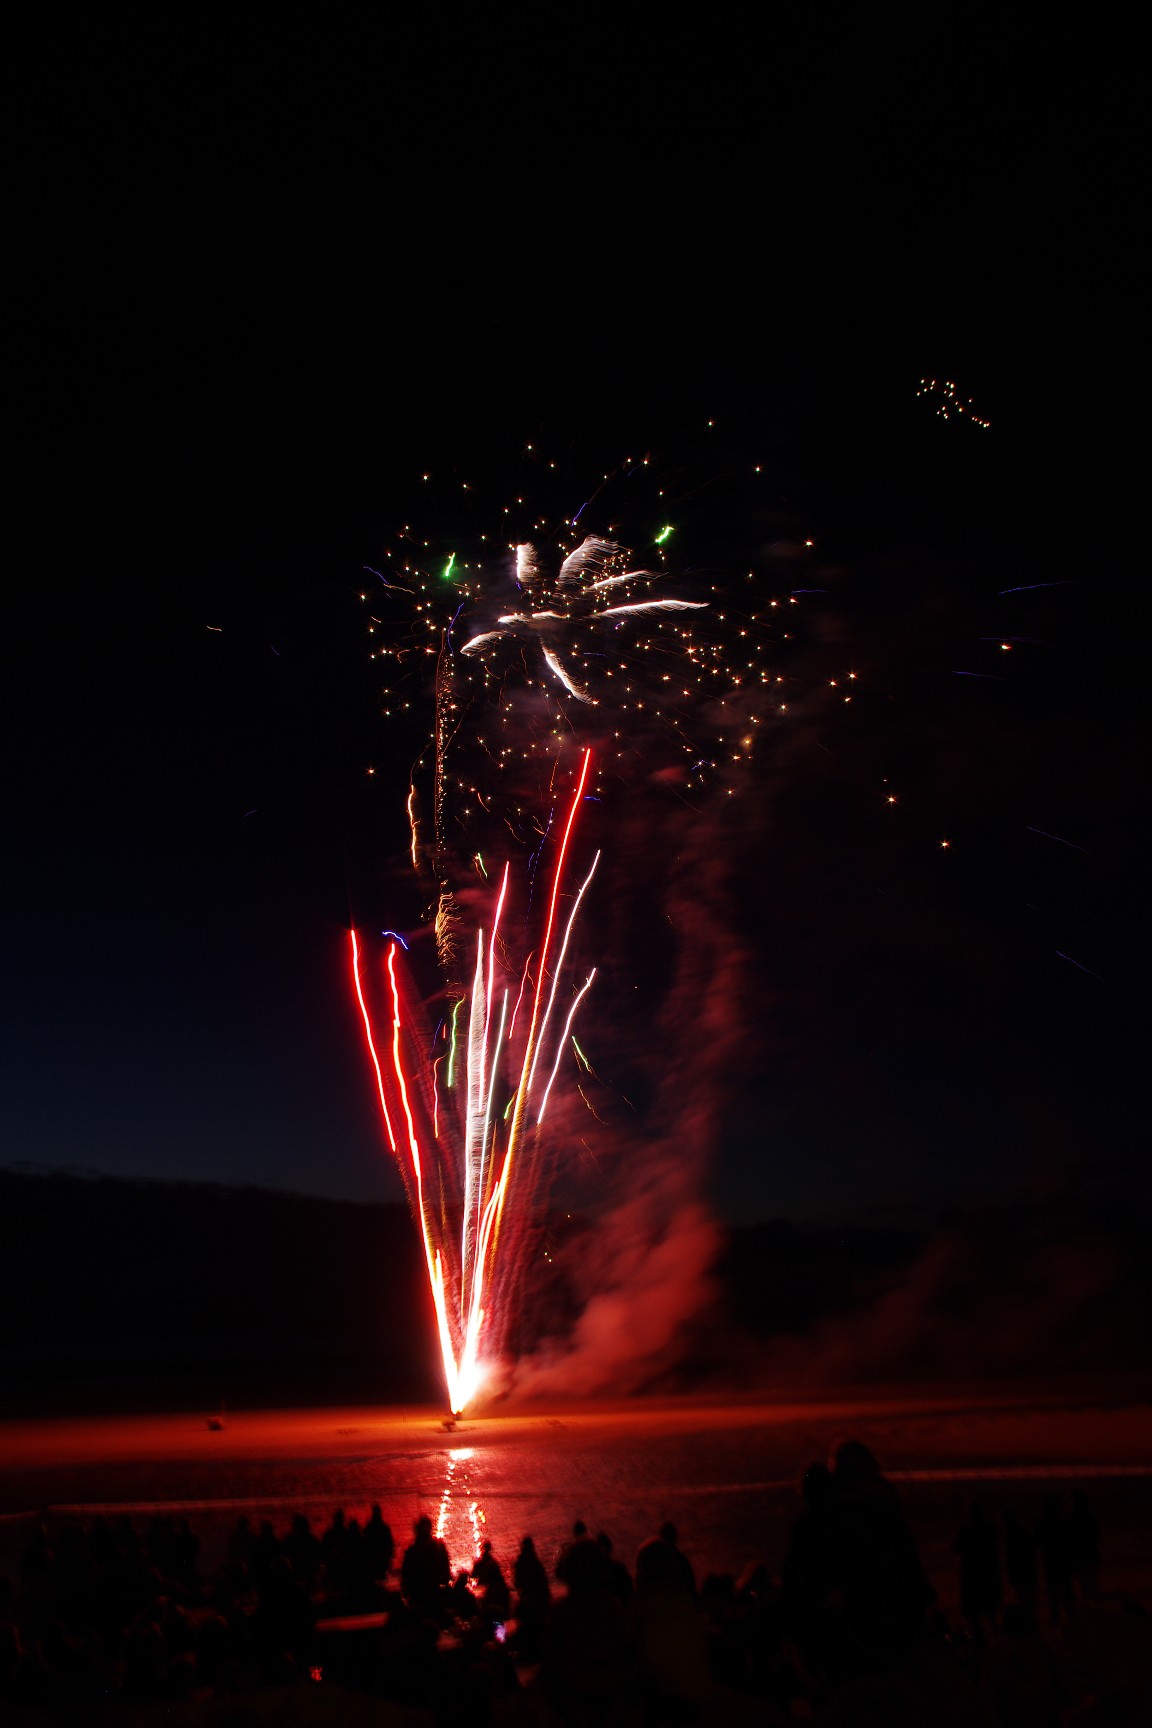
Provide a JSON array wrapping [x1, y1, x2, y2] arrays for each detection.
[[352, 487, 850, 1410]]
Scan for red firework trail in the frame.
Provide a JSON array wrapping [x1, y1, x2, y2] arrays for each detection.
[[351, 747, 598, 1412]]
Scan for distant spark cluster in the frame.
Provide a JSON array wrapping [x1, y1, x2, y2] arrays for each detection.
[[916, 378, 991, 429], [361, 514, 854, 850]]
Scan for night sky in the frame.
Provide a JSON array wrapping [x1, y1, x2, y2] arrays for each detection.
[[7, 12, 1142, 1243]]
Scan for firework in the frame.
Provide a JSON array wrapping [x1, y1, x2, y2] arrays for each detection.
[[352, 516, 845, 1411], [352, 727, 602, 1412]]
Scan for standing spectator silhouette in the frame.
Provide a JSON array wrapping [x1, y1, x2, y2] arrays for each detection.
[[512, 1536, 551, 1661], [555, 1519, 605, 1590], [400, 1515, 451, 1622], [1066, 1490, 1099, 1604], [284, 1514, 321, 1592], [658, 1522, 697, 1601], [1002, 1507, 1038, 1622], [1036, 1494, 1074, 1624], [781, 1461, 847, 1680], [543, 1522, 634, 1720], [320, 1509, 349, 1594], [634, 1519, 709, 1720], [953, 1500, 1001, 1639], [364, 1504, 395, 1584], [828, 1438, 934, 1664]]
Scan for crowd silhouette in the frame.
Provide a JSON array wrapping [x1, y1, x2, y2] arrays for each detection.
[[1, 1442, 1147, 1724]]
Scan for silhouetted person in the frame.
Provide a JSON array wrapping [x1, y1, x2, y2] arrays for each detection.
[[284, 1514, 321, 1592], [660, 1521, 697, 1601], [781, 1461, 846, 1677], [635, 1521, 708, 1719], [543, 1528, 633, 1719], [1036, 1494, 1074, 1623], [249, 1519, 281, 1589], [364, 1503, 395, 1582], [829, 1438, 934, 1660], [1066, 1490, 1099, 1603], [320, 1509, 349, 1592], [1002, 1507, 1038, 1621], [225, 1515, 253, 1585], [953, 1500, 1001, 1638], [400, 1514, 451, 1621], [471, 1540, 511, 1626], [512, 1536, 551, 1661], [555, 1519, 607, 1591]]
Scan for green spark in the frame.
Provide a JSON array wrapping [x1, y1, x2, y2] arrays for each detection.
[[503, 1095, 516, 1120], [654, 525, 674, 545], [474, 853, 488, 880], [446, 997, 464, 1088], [442, 552, 457, 582], [572, 1037, 591, 1071]]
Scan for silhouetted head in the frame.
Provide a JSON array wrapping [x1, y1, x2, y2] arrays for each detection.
[[414, 1514, 433, 1540], [659, 1521, 678, 1546], [572, 1519, 587, 1539], [597, 1531, 614, 1555], [519, 1536, 536, 1556], [831, 1439, 881, 1486], [636, 1535, 682, 1590]]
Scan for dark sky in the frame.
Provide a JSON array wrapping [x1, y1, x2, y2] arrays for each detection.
[[6, 11, 1142, 1232]]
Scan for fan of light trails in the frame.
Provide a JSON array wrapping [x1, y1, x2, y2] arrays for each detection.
[[351, 747, 599, 1412]]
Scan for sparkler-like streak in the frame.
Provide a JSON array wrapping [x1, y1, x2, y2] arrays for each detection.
[[458, 537, 706, 703], [352, 746, 601, 1413]]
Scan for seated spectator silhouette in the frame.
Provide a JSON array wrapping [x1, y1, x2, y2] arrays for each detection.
[[471, 1539, 511, 1628], [400, 1514, 451, 1622]]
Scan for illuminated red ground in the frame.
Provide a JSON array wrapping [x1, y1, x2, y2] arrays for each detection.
[[3, 1389, 1150, 1613]]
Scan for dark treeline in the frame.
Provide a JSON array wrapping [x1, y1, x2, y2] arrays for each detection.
[[4, 1170, 1148, 1415], [0, 1171, 438, 1413], [2, 1171, 924, 1415]]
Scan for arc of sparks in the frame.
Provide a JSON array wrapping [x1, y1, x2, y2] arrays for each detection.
[[350, 747, 599, 1414]]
